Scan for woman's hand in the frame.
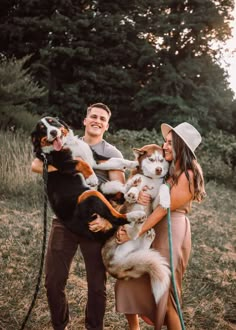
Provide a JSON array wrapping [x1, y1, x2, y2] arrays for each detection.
[[116, 226, 131, 244], [89, 214, 113, 232], [137, 187, 152, 206]]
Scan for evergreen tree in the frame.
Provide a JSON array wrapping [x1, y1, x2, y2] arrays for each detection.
[[0, 0, 234, 131], [0, 56, 46, 131]]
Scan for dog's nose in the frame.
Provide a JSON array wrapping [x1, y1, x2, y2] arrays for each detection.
[[50, 129, 58, 138], [156, 167, 162, 175]]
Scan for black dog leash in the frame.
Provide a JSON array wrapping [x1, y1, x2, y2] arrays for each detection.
[[19, 154, 48, 330]]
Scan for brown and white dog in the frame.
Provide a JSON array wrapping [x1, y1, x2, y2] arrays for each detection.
[[101, 144, 171, 303], [31, 116, 144, 241], [100, 144, 170, 213]]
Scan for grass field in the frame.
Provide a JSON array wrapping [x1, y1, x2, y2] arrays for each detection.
[[0, 131, 236, 330]]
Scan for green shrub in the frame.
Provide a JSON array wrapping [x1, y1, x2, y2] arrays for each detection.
[[199, 131, 236, 186], [0, 105, 42, 133], [1, 127, 235, 203], [105, 128, 163, 158]]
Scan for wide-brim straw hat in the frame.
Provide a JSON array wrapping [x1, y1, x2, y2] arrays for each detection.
[[161, 122, 202, 159]]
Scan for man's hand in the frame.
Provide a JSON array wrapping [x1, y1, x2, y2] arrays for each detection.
[[89, 214, 113, 232], [31, 158, 57, 174], [116, 226, 131, 244]]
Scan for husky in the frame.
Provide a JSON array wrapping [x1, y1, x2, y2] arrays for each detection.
[[101, 144, 171, 303]]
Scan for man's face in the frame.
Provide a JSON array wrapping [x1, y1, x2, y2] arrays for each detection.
[[83, 107, 110, 137]]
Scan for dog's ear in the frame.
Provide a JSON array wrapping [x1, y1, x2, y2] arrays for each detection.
[[159, 144, 165, 157], [31, 130, 37, 149], [55, 117, 70, 130], [133, 148, 146, 159], [31, 130, 42, 158]]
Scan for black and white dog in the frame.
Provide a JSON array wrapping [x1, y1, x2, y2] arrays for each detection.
[[31, 116, 144, 241]]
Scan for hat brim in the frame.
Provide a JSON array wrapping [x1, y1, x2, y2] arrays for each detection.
[[161, 123, 197, 159], [161, 124, 174, 140]]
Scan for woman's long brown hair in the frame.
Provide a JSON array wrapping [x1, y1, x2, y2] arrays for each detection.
[[168, 130, 206, 202]]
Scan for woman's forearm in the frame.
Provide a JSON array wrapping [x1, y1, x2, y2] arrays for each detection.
[[139, 172, 193, 236], [139, 206, 167, 236]]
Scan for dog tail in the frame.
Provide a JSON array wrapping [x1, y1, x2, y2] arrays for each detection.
[[148, 250, 171, 303], [112, 249, 170, 304]]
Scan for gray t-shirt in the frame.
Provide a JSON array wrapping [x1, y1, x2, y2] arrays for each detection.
[[90, 139, 123, 184]]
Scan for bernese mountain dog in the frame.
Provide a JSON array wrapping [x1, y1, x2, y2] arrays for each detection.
[[31, 116, 145, 241]]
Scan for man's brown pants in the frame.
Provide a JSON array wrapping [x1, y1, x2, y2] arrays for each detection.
[[45, 218, 107, 330]]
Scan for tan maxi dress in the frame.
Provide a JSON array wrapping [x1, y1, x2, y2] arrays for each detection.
[[115, 206, 192, 330]]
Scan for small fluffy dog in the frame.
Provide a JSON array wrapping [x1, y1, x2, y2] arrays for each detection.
[[102, 144, 171, 303], [31, 116, 144, 241]]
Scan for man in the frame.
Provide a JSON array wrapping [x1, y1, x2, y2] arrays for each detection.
[[31, 103, 125, 330]]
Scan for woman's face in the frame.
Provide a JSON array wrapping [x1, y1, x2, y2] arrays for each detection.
[[163, 132, 173, 162]]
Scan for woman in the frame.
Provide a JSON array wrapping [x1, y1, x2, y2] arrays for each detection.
[[115, 122, 206, 330]]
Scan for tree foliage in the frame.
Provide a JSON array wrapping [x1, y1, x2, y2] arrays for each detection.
[[0, 55, 46, 131], [0, 0, 235, 133]]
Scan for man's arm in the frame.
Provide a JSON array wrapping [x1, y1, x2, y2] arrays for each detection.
[[31, 158, 57, 174], [108, 169, 125, 184], [89, 170, 125, 233]]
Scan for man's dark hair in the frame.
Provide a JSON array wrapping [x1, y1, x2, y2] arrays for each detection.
[[87, 103, 111, 118]]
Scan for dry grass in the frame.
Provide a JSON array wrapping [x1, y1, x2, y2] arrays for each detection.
[[0, 130, 235, 329], [0, 131, 40, 202], [182, 181, 236, 330], [1, 182, 235, 330]]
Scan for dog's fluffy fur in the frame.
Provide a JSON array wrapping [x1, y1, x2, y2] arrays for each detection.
[[102, 144, 171, 303], [31, 116, 144, 241]]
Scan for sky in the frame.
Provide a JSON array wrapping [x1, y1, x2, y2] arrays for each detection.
[[223, 6, 236, 96]]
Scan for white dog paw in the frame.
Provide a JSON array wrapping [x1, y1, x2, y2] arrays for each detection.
[[145, 228, 156, 242], [159, 184, 170, 209], [100, 181, 125, 194], [139, 229, 155, 249], [125, 215, 145, 239], [86, 173, 98, 188], [124, 191, 138, 203], [126, 210, 147, 224]]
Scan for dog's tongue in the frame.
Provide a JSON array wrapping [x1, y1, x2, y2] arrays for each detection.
[[53, 137, 63, 151]]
